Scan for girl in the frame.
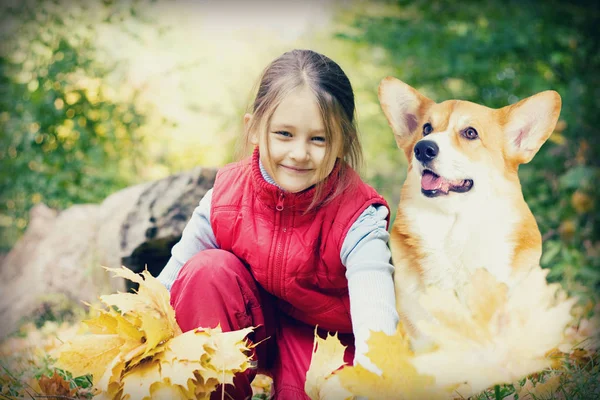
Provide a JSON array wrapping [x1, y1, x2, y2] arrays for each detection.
[[158, 49, 398, 399]]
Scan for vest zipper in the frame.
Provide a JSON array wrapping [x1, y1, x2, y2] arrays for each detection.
[[276, 192, 284, 211], [272, 192, 285, 297]]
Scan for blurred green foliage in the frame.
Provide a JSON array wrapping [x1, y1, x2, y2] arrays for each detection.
[[0, 1, 148, 249], [334, 0, 599, 298], [0, 0, 597, 301]]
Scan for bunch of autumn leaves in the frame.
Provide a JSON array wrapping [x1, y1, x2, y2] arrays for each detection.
[[54, 267, 254, 399]]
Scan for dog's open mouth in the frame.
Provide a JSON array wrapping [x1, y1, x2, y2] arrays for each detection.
[[421, 170, 473, 197]]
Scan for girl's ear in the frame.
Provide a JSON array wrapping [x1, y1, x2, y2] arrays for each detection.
[[244, 113, 258, 145]]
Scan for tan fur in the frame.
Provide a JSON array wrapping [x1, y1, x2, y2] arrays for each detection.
[[379, 77, 562, 347], [511, 204, 543, 271]]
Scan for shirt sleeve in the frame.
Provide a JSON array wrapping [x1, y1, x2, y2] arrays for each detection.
[[341, 204, 399, 375], [157, 188, 218, 291]]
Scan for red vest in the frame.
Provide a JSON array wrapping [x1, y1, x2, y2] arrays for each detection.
[[211, 149, 389, 332]]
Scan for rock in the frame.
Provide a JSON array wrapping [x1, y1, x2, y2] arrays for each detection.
[[0, 203, 108, 339], [0, 167, 217, 339], [1, 203, 57, 283], [119, 167, 217, 289]]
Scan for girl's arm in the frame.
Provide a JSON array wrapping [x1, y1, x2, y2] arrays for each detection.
[[157, 188, 218, 291], [341, 205, 399, 374]]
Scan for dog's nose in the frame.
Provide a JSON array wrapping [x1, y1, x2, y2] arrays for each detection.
[[414, 140, 439, 163]]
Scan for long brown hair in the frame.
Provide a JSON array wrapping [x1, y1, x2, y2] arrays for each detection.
[[240, 49, 363, 209]]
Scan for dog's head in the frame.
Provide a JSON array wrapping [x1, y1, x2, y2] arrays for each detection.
[[379, 77, 561, 205]]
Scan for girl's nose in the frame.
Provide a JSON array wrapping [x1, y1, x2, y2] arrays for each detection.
[[290, 143, 310, 161]]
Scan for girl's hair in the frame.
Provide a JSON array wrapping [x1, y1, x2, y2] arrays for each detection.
[[240, 49, 363, 209]]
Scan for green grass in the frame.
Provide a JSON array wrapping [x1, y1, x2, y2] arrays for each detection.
[[466, 354, 600, 400]]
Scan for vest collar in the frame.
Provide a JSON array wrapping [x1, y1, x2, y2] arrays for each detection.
[[250, 147, 341, 213]]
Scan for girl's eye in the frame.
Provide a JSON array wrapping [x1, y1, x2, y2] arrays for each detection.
[[312, 136, 326, 143], [274, 131, 292, 137], [423, 123, 433, 136], [461, 127, 479, 140]]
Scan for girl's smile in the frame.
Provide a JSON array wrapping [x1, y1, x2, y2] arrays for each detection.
[[280, 165, 312, 173]]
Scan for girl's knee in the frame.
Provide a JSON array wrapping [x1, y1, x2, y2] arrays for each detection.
[[170, 249, 261, 334], [179, 249, 246, 280]]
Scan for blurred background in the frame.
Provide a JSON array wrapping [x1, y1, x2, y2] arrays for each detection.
[[1, 0, 598, 301]]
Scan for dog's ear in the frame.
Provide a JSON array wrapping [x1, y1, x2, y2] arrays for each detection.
[[501, 90, 562, 164], [378, 77, 433, 151]]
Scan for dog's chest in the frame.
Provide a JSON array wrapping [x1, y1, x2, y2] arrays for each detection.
[[406, 203, 517, 290]]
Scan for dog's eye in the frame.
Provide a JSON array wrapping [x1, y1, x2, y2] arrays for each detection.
[[423, 123, 433, 136], [461, 127, 479, 140]]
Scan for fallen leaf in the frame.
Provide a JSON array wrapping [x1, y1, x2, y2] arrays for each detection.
[[54, 334, 127, 386], [38, 371, 76, 399], [121, 359, 162, 400], [305, 329, 352, 400], [337, 328, 441, 400]]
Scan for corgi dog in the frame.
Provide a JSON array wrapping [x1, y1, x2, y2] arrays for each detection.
[[378, 77, 561, 347]]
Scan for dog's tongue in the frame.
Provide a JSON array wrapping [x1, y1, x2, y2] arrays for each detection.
[[421, 171, 449, 192]]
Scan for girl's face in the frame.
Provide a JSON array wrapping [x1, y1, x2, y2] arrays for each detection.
[[250, 86, 337, 193]]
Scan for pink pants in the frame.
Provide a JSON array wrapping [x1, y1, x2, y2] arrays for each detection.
[[170, 249, 355, 400]]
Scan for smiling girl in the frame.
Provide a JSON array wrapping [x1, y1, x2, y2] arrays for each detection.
[[157, 49, 398, 399]]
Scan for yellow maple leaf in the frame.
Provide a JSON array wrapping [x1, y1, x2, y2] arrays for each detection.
[[305, 330, 352, 400], [102, 267, 178, 321], [337, 328, 442, 400], [84, 308, 144, 344], [139, 308, 176, 354], [95, 354, 128, 399], [100, 292, 150, 315], [53, 334, 128, 386], [412, 267, 576, 395], [194, 376, 220, 399], [102, 267, 182, 354], [160, 328, 213, 363], [306, 326, 442, 400], [82, 309, 119, 334], [54, 308, 146, 387], [153, 329, 214, 389], [120, 359, 162, 400], [204, 327, 255, 384], [156, 359, 198, 391], [149, 379, 192, 400]]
